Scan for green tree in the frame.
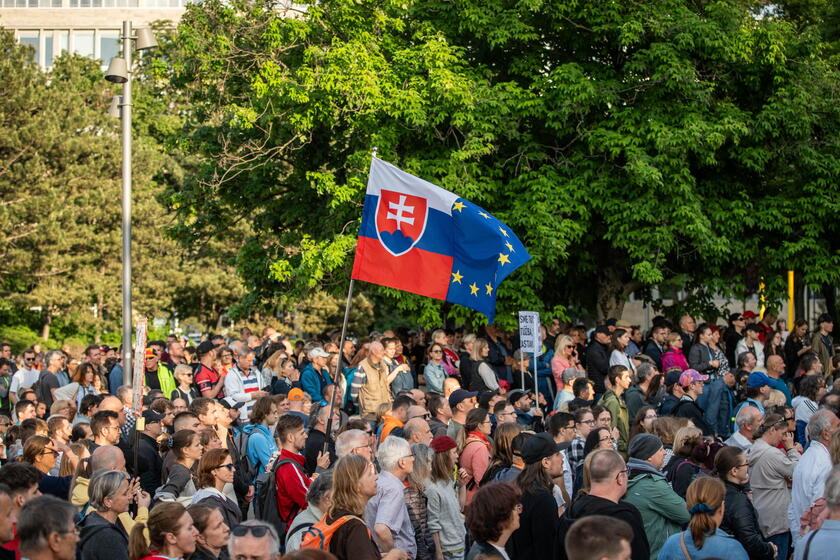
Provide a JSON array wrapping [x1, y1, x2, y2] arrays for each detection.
[[156, 0, 840, 327]]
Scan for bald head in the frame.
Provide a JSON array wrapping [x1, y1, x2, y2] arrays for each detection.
[[91, 445, 126, 472], [766, 355, 784, 377], [98, 396, 127, 426], [588, 449, 625, 485], [736, 405, 763, 433], [403, 418, 432, 445]]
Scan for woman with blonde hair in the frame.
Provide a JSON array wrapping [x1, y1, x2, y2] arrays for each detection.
[[550, 334, 581, 393], [481, 422, 523, 484], [466, 339, 499, 393], [59, 441, 89, 476], [431, 329, 459, 378], [128, 502, 198, 560], [661, 332, 690, 372], [171, 364, 199, 404], [657, 476, 748, 559]]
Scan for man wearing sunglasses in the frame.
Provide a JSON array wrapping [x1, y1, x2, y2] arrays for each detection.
[[228, 521, 280, 560], [9, 350, 39, 405]]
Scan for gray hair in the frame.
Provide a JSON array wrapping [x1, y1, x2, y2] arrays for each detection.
[[335, 429, 368, 459], [635, 362, 656, 383], [18, 495, 77, 554], [808, 409, 836, 442], [306, 471, 333, 507], [116, 385, 132, 402], [408, 443, 432, 490], [736, 406, 762, 429], [228, 520, 279, 556], [89, 469, 128, 511], [403, 418, 429, 442], [825, 466, 840, 509], [737, 351, 754, 368], [45, 350, 63, 366], [236, 345, 256, 360], [377, 435, 411, 472], [462, 333, 477, 347]]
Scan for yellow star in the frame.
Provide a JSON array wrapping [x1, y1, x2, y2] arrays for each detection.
[[485, 283, 493, 295], [469, 282, 479, 296], [498, 253, 511, 265], [499, 226, 509, 237], [451, 270, 463, 284], [478, 212, 490, 219], [452, 201, 466, 212], [505, 241, 514, 252]]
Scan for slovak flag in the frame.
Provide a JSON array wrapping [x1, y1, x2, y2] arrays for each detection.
[[351, 156, 530, 322]]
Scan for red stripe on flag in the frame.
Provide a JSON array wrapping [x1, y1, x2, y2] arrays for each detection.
[[352, 236, 452, 300]]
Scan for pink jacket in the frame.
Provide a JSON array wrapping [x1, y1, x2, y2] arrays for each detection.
[[662, 348, 689, 371], [459, 438, 491, 505]]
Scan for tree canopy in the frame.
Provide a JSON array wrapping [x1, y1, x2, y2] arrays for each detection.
[[155, 0, 840, 328]]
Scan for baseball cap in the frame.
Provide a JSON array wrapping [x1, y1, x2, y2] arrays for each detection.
[[746, 371, 774, 389], [196, 340, 216, 356], [512, 349, 529, 361], [521, 432, 563, 465], [562, 368, 584, 384], [507, 389, 528, 404], [742, 310, 758, 319], [616, 320, 633, 329], [144, 348, 156, 359], [142, 410, 165, 424], [448, 389, 478, 408], [594, 325, 611, 335], [664, 369, 682, 387], [309, 347, 330, 359], [288, 388, 306, 402], [679, 369, 708, 388]]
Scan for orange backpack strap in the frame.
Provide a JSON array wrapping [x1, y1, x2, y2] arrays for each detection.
[[300, 514, 369, 550]]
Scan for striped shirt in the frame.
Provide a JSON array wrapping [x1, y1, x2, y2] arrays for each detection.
[[224, 366, 264, 421]]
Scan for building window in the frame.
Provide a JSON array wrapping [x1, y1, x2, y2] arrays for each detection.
[[18, 31, 40, 64], [73, 30, 95, 58], [44, 33, 54, 67], [99, 31, 120, 66]]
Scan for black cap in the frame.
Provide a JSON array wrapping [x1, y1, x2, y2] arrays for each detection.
[[521, 432, 563, 464], [508, 389, 528, 404], [448, 389, 478, 408], [142, 410, 165, 424], [664, 369, 682, 386], [477, 391, 498, 410], [196, 340, 216, 356], [745, 323, 761, 333], [594, 325, 611, 335], [605, 318, 617, 327]]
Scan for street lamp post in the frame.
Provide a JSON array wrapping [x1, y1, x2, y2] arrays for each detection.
[[105, 21, 157, 387]]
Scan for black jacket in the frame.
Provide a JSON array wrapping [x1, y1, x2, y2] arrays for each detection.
[[720, 480, 775, 560], [566, 493, 650, 560], [126, 432, 163, 494], [507, 487, 560, 560], [78, 511, 129, 560], [192, 489, 243, 532], [586, 341, 610, 394], [671, 397, 711, 435], [303, 429, 336, 476], [642, 340, 665, 370]]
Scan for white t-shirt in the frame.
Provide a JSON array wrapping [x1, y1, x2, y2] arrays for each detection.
[[10, 369, 39, 394]]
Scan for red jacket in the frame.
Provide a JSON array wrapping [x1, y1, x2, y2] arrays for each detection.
[[275, 448, 310, 521]]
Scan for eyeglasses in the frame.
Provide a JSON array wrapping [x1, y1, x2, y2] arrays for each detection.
[[580, 419, 596, 425], [644, 414, 658, 420], [599, 436, 613, 443], [231, 525, 275, 538], [410, 413, 431, 420], [615, 468, 630, 481], [58, 527, 80, 537], [736, 463, 749, 469], [430, 350, 443, 354], [215, 463, 235, 471], [41, 449, 59, 457], [24, 357, 36, 363], [563, 424, 576, 430], [401, 453, 416, 460]]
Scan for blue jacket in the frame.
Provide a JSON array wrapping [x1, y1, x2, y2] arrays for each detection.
[[702, 379, 735, 439], [300, 363, 332, 402], [244, 423, 277, 479], [658, 529, 748, 560]]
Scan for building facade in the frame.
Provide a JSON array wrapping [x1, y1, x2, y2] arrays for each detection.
[[0, 0, 187, 67]]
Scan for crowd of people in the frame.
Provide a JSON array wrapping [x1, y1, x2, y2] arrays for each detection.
[[0, 309, 837, 560]]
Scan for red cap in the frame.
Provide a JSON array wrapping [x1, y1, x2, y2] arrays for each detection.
[[430, 435, 457, 453], [742, 310, 758, 319]]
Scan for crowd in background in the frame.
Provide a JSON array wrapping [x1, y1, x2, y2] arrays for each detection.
[[0, 309, 837, 560]]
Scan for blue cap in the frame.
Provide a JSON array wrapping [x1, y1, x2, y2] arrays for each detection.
[[746, 371, 774, 389]]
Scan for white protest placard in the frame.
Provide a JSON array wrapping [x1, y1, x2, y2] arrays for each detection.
[[131, 317, 147, 414], [518, 311, 542, 357]]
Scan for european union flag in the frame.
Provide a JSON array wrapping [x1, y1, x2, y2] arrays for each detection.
[[351, 156, 531, 322]]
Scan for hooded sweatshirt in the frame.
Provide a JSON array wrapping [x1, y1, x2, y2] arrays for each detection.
[[622, 458, 689, 559], [78, 511, 129, 560], [191, 487, 242, 531], [244, 423, 277, 479], [567, 493, 650, 560]]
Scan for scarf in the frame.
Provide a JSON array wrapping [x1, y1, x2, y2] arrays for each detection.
[[466, 430, 491, 451]]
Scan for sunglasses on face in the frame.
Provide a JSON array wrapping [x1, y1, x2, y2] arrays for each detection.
[[231, 525, 274, 538], [215, 463, 235, 471]]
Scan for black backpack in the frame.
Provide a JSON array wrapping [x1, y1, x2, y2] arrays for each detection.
[[233, 429, 259, 484], [253, 458, 302, 549]]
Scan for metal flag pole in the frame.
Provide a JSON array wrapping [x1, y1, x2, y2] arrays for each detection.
[[323, 147, 374, 454]]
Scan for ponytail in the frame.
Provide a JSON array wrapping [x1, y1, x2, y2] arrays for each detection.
[[685, 476, 725, 549], [128, 521, 149, 560]]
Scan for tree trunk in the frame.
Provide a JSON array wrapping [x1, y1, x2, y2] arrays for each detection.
[[41, 310, 52, 340], [595, 257, 643, 323], [821, 284, 837, 321]]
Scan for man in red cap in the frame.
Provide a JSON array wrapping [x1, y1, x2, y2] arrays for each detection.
[[142, 347, 176, 397]]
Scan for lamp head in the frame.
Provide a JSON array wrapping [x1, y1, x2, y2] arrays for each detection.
[[104, 57, 128, 83], [135, 28, 158, 51]]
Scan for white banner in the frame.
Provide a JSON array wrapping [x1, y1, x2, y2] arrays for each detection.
[[518, 311, 542, 357], [131, 317, 147, 414]]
